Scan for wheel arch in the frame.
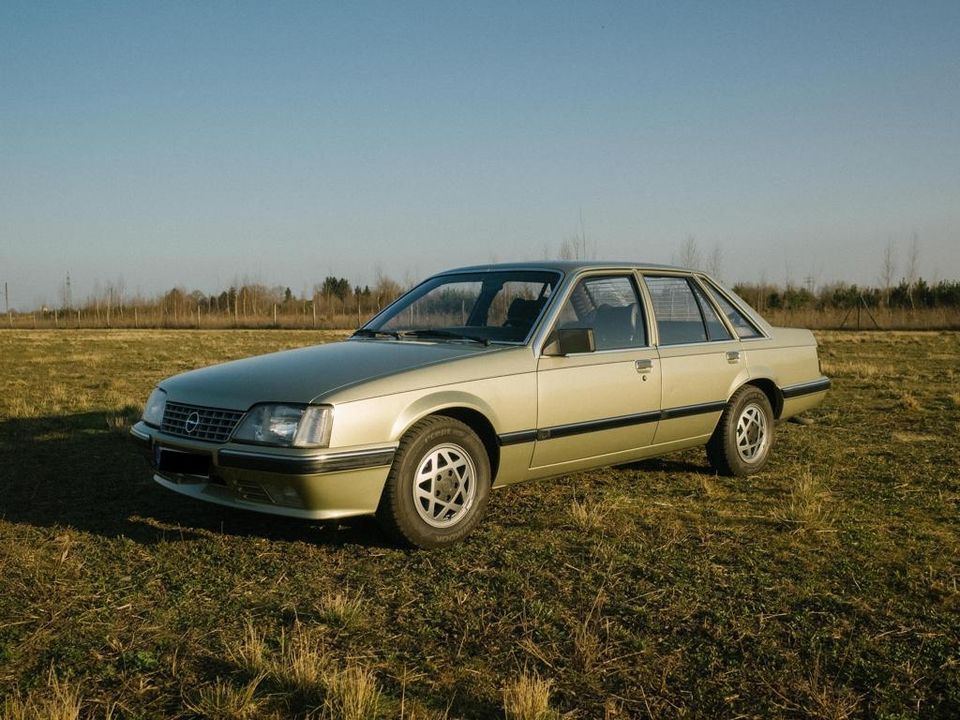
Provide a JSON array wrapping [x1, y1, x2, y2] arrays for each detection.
[[432, 407, 501, 482], [391, 393, 502, 482], [740, 377, 783, 418]]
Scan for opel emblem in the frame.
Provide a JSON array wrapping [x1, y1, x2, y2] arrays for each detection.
[[184, 411, 201, 434]]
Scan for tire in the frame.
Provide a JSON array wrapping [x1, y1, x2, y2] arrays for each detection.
[[376, 416, 491, 549], [706, 385, 775, 477]]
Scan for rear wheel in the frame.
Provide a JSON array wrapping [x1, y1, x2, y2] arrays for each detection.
[[706, 385, 775, 476], [376, 416, 491, 549]]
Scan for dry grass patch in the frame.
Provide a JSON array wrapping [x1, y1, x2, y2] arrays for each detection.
[[502, 671, 559, 720], [221, 620, 385, 718], [698, 474, 726, 497], [569, 496, 610, 533], [185, 675, 265, 720], [225, 620, 270, 677], [104, 404, 142, 434], [898, 392, 922, 412], [769, 657, 863, 720], [315, 664, 383, 720], [2, 673, 83, 720], [315, 589, 367, 631], [275, 622, 333, 697], [572, 589, 612, 673], [772, 469, 835, 535], [891, 431, 937, 444], [819, 360, 891, 380]]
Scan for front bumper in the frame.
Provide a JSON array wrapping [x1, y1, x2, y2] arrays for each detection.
[[130, 421, 395, 520]]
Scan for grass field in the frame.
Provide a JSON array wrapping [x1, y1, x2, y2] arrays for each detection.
[[0, 330, 957, 719]]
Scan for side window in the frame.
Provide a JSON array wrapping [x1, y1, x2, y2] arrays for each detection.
[[691, 282, 733, 341], [643, 275, 722, 345], [702, 284, 763, 339], [555, 275, 647, 350]]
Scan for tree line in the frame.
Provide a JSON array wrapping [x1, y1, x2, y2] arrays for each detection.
[[7, 273, 406, 329], [732, 277, 960, 313]]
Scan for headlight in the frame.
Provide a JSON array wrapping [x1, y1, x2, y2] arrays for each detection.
[[142, 388, 167, 427], [232, 404, 333, 448]]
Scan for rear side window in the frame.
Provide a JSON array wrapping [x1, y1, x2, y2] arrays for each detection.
[[702, 283, 763, 339], [644, 275, 733, 345]]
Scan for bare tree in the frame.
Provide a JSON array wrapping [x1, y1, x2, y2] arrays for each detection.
[[906, 233, 920, 309], [558, 236, 579, 260], [557, 211, 594, 260], [879, 240, 896, 307], [676, 235, 702, 270], [706, 243, 723, 279]]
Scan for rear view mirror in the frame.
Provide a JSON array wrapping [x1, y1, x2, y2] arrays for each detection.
[[543, 327, 596, 356]]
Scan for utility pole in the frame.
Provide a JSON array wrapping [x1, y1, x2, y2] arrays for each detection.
[[4, 281, 10, 327]]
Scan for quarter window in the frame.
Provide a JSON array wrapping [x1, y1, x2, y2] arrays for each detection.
[[555, 275, 647, 350], [702, 283, 764, 339], [644, 275, 732, 345], [691, 282, 733, 341]]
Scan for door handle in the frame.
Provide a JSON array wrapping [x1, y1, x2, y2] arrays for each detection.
[[726, 351, 741, 364], [635, 359, 653, 374]]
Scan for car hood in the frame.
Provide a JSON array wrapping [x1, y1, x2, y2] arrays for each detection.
[[159, 339, 494, 410]]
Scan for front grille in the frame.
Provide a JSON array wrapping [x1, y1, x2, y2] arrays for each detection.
[[161, 402, 245, 443]]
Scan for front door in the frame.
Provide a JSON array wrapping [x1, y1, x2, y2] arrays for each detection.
[[533, 274, 662, 469]]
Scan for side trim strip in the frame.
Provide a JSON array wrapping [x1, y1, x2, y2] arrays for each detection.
[[660, 400, 726, 420], [496, 401, 725, 445], [781, 377, 831, 399], [542, 410, 661, 441], [218, 447, 396, 475], [499, 430, 539, 446]]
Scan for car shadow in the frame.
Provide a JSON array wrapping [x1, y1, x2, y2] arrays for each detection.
[[0, 412, 392, 548], [619, 455, 715, 475]]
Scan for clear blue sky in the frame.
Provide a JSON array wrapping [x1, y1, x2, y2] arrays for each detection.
[[2, 1, 958, 309]]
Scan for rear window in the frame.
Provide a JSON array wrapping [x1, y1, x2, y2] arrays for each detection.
[[644, 276, 708, 345]]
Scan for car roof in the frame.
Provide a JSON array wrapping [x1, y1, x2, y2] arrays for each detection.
[[438, 260, 694, 275]]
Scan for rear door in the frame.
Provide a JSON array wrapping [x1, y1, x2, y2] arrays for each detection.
[[532, 273, 661, 469], [641, 274, 744, 445]]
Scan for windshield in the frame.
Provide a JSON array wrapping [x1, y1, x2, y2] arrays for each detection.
[[360, 270, 561, 344]]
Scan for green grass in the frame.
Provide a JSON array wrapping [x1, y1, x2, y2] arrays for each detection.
[[0, 329, 957, 718]]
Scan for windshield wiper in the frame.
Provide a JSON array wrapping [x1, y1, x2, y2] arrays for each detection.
[[399, 329, 491, 346], [351, 328, 402, 340]]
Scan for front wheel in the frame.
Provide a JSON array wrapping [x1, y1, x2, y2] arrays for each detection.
[[706, 385, 775, 476], [376, 416, 491, 549]]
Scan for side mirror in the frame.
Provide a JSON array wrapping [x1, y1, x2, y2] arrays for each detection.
[[543, 327, 596, 356]]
